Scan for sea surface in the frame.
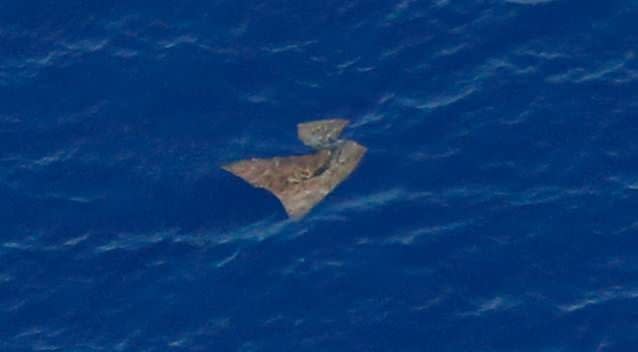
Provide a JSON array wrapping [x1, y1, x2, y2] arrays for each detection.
[[2, 1, 638, 351]]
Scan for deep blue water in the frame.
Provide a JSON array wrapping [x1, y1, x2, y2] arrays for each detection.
[[2, 0, 638, 351]]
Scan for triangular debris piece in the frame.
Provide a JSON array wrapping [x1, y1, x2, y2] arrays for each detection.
[[222, 119, 366, 219]]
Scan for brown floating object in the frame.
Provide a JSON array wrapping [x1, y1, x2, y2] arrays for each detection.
[[222, 118, 366, 219]]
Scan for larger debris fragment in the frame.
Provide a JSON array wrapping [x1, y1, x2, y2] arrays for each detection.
[[222, 118, 366, 218]]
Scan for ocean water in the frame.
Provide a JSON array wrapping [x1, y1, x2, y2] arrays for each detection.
[[2, 0, 638, 351]]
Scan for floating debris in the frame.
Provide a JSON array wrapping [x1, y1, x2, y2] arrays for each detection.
[[222, 118, 366, 219]]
